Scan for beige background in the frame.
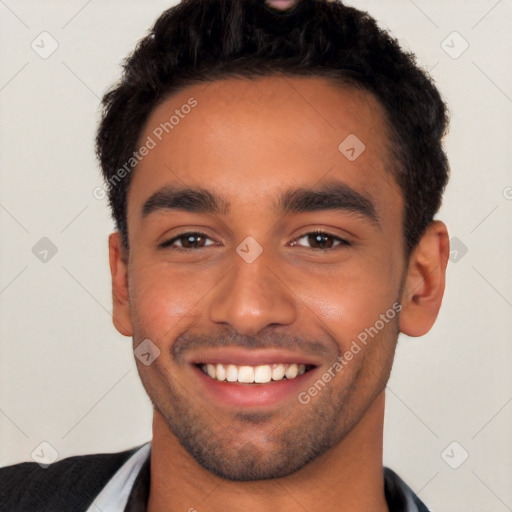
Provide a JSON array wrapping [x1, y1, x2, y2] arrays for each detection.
[[1, 1, 511, 510]]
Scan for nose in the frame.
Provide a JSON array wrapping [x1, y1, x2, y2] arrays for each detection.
[[207, 253, 297, 336]]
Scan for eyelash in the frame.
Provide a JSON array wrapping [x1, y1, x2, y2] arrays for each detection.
[[291, 231, 351, 250], [158, 230, 351, 251]]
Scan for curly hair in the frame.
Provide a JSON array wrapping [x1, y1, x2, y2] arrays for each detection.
[[96, 0, 450, 256]]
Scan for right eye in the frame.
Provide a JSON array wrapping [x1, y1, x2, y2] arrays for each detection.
[[158, 232, 217, 251]]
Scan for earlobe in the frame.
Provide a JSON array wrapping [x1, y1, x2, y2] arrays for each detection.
[[108, 232, 133, 337], [398, 221, 450, 337]]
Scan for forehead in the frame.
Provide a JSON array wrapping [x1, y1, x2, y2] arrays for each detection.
[[127, 75, 401, 222]]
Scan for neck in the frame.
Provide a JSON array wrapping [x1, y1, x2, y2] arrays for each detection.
[[147, 392, 388, 512]]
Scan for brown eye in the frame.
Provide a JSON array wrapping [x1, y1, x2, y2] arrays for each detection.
[[159, 232, 215, 250], [308, 233, 334, 249], [292, 231, 350, 250]]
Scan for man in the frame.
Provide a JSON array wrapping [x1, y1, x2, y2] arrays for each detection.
[[0, 0, 450, 510]]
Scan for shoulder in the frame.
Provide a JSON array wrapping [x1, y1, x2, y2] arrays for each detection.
[[0, 445, 142, 512]]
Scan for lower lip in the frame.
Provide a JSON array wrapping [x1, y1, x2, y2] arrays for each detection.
[[192, 365, 317, 408]]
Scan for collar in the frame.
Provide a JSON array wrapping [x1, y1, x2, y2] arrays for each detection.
[[84, 442, 151, 512]]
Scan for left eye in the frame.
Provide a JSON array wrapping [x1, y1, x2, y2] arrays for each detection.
[[291, 231, 350, 250], [159, 232, 216, 250]]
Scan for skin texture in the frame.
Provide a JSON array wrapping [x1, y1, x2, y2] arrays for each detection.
[[108, 76, 449, 512]]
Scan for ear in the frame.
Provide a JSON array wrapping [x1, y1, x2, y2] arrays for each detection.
[[108, 232, 133, 337], [399, 220, 450, 337]]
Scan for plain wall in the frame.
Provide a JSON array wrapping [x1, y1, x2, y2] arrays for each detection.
[[0, 1, 511, 510]]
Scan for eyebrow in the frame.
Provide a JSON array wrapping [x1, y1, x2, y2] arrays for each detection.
[[278, 182, 379, 226], [141, 182, 379, 226], [142, 186, 229, 217]]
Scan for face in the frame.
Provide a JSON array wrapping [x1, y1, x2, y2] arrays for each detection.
[[113, 76, 408, 480]]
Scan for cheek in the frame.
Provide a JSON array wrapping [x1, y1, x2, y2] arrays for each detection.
[[128, 264, 207, 340], [296, 263, 399, 351]]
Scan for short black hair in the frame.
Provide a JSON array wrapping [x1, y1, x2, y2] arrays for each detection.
[[96, 0, 450, 256]]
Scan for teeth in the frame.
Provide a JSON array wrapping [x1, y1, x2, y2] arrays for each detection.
[[238, 366, 254, 383], [254, 365, 272, 383], [215, 363, 226, 381], [226, 364, 238, 382], [271, 363, 285, 381], [285, 364, 298, 379], [206, 364, 216, 379], [200, 363, 308, 383]]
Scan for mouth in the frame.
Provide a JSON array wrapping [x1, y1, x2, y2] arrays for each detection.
[[188, 349, 321, 408], [196, 362, 316, 384]]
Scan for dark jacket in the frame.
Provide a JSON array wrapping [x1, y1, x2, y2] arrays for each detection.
[[0, 446, 139, 512]]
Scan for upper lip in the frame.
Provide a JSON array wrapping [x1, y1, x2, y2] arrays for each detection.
[[188, 348, 321, 367]]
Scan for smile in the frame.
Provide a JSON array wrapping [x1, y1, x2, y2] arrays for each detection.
[[198, 363, 315, 384]]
